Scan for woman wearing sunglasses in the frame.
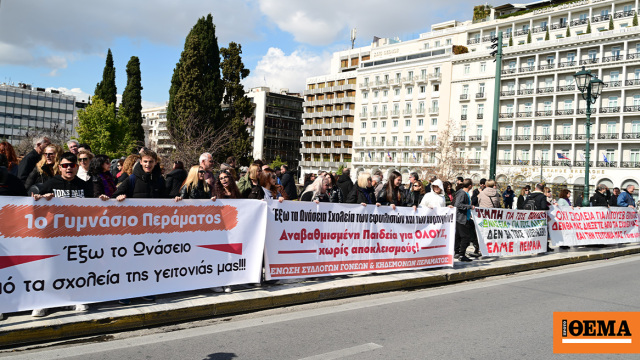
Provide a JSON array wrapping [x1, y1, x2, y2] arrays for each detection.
[[174, 165, 212, 200], [257, 168, 286, 202], [76, 150, 94, 181], [89, 155, 116, 198], [212, 170, 240, 200], [24, 144, 62, 193], [406, 179, 426, 210]]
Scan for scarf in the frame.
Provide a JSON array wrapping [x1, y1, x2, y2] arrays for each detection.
[[98, 172, 117, 197]]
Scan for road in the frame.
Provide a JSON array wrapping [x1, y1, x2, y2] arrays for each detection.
[[2, 255, 640, 359]]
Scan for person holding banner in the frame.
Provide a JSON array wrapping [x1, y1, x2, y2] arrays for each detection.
[[212, 170, 241, 199], [24, 144, 61, 193], [175, 166, 212, 200], [478, 180, 501, 208], [377, 171, 406, 210], [420, 179, 450, 208], [347, 171, 380, 206], [259, 168, 286, 202], [617, 185, 636, 208], [0, 154, 27, 196], [557, 189, 573, 207], [300, 175, 331, 203], [89, 155, 117, 198], [406, 180, 426, 210], [454, 178, 476, 262]]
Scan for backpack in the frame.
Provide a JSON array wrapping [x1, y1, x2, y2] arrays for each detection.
[[523, 196, 537, 210]]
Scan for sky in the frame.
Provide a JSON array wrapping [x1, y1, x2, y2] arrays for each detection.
[[0, 0, 499, 109]]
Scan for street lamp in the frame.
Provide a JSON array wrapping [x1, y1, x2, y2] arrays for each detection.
[[573, 66, 604, 207]]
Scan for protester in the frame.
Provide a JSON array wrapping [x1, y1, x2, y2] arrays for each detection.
[[406, 180, 426, 210], [478, 180, 501, 208], [0, 154, 26, 196], [516, 186, 530, 210], [442, 181, 455, 206], [24, 144, 61, 193], [544, 187, 556, 205], [89, 155, 117, 198], [347, 172, 379, 206], [454, 178, 476, 262], [78, 143, 91, 153], [300, 175, 330, 203], [0, 141, 19, 176], [31, 152, 100, 316], [165, 161, 187, 198], [302, 173, 315, 189], [238, 161, 263, 196], [408, 172, 419, 188], [609, 187, 621, 207], [557, 189, 572, 207], [212, 170, 241, 199], [590, 185, 610, 207], [373, 170, 385, 196], [327, 173, 344, 203], [455, 176, 464, 187], [199, 152, 214, 171], [225, 156, 238, 180], [66, 140, 79, 154], [377, 170, 405, 210], [76, 150, 94, 181], [420, 179, 449, 208], [175, 165, 211, 200], [259, 168, 285, 202], [118, 154, 140, 185], [17, 136, 50, 182], [471, 178, 486, 206], [502, 185, 515, 209], [526, 183, 554, 252], [617, 185, 636, 208], [336, 169, 354, 198], [242, 164, 265, 199], [280, 165, 298, 200]]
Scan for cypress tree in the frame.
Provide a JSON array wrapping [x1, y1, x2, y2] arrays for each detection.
[[219, 42, 253, 165], [167, 14, 223, 139], [120, 56, 145, 145], [545, 27, 550, 40], [633, 12, 638, 27], [509, 36, 513, 47], [566, 25, 571, 37], [586, 20, 592, 34], [527, 29, 532, 43], [94, 49, 117, 106], [609, 16, 614, 30]]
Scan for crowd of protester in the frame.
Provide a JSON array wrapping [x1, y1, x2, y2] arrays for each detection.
[[0, 136, 638, 320]]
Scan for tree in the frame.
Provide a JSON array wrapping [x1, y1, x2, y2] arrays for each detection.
[[166, 114, 232, 169], [509, 36, 513, 47], [586, 20, 592, 34], [337, 165, 344, 176], [633, 12, 638, 27], [94, 49, 117, 106], [566, 25, 571, 37], [527, 29, 532, 43], [422, 119, 469, 180], [544, 27, 550, 40], [609, 16, 614, 30], [167, 14, 223, 143], [219, 42, 253, 165], [473, 4, 492, 21], [14, 124, 67, 157], [120, 56, 145, 146], [75, 97, 136, 159], [270, 155, 287, 170]]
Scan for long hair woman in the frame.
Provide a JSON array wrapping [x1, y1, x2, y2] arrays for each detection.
[[347, 171, 379, 206], [175, 165, 211, 200], [213, 170, 241, 199], [24, 144, 62, 191], [89, 154, 117, 198], [244, 163, 265, 199], [377, 170, 405, 210], [259, 168, 286, 202], [0, 141, 19, 175], [117, 154, 140, 185], [300, 174, 330, 203]]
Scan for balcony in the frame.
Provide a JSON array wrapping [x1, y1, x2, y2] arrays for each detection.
[[625, 79, 640, 85], [570, 18, 589, 26], [574, 161, 592, 167], [476, 92, 486, 99], [532, 26, 547, 33], [498, 135, 512, 141], [575, 133, 594, 140], [416, 75, 428, 84], [359, 82, 370, 89], [537, 87, 554, 94], [370, 112, 379, 118], [602, 55, 623, 63], [579, 58, 598, 65], [592, 14, 610, 22], [623, 132, 640, 139], [621, 161, 640, 168], [557, 61, 577, 68], [468, 159, 481, 165], [461, 114, 468, 120], [390, 110, 400, 117], [499, 112, 514, 118], [614, 10, 636, 19], [501, 90, 515, 96], [538, 63, 555, 70], [598, 133, 619, 139], [599, 107, 620, 113], [359, 112, 368, 118], [550, 23, 567, 30], [603, 81, 622, 88], [515, 135, 531, 141], [534, 135, 551, 140], [577, 108, 598, 114], [429, 73, 442, 81], [517, 89, 534, 95], [502, 68, 517, 75], [532, 160, 550, 166], [557, 85, 575, 92], [624, 105, 640, 112], [477, 113, 484, 119], [497, 160, 512, 165], [554, 134, 572, 140], [519, 66, 535, 73], [518, 160, 531, 165], [460, 94, 469, 100], [453, 136, 465, 142], [517, 111, 532, 117], [553, 160, 572, 166], [515, 29, 528, 36], [429, 107, 440, 115], [469, 135, 482, 141], [556, 109, 574, 115], [402, 76, 415, 85], [597, 161, 617, 167], [536, 110, 553, 117], [467, 38, 481, 45]]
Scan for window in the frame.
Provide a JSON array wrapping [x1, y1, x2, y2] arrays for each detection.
[[522, 125, 531, 135], [373, 90, 379, 98], [505, 126, 513, 136], [507, 82, 515, 91], [430, 135, 437, 143], [527, 58, 535, 67], [542, 124, 550, 135], [462, 85, 469, 95], [433, 84, 440, 92], [361, 122, 367, 129], [480, 62, 486, 72], [579, 14, 588, 21], [475, 148, 481, 159], [429, 152, 435, 163], [504, 149, 512, 160], [405, 119, 411, 127], [610, 71, 619, 82], [609, 96, 618, 107], [567, 53, 575, 62], [394, 88, 401, 96], [393, 120, 399, 128], [546, 55, 555, 64], [607, 121, 617, 134], [424, 42, 430, 49], [434, 67, 441, 75], [522, 149, 530, 161], [612, 47, 621, 57], [364, 77, 369, 85], [461, 126, 467, 137], [372, 121, 377, 128], [565, 75, 574, 85], [631, 149, 640, 163], [479, 83, 485, 94], [506, 104, 513, 114], [605, 149, 615, 162], [361, 106, 368, 115], [625, 5, 633, 12], [524, 102, 532, 112], [544, 101, 552, 111], [435, 40, 441, 47], [393, 103, 399, 113], [363, 92, 368, 99], [407, 87, 413, 95], [372, 105, 378, 115], [545, 77, 553, 87], [381, 120, 387, 128], [382, 104, 388, 113], [476, 125, 483, 136], [478, 104, 484, 114], [564, 100, 573, 110], [360, 136, 365, 144], [634, 95, 640, 106], [418, 101, 425, 113], [405, 103, 412, 112], [462, 105, 468, 115], [383, 90, 389, 97], [542, 149, 549, 161], [588, 50, 597, 61], [419, 85, 426, 94], [525, 80, 533, 89], [446, 38, 452, 45], [601, 9, 609, 16], [431, 118, 437, 126], [635, 69, 640, 80], [509, 61, 516, 70], [562, 123, 571, 135], [395, 73, 401, 83], [418, 119, 424, 127], [459, 149, 466, 159], [540, 21, 547, 29], [392, 136, 397, 144], [404, 136, 410, 144], [417, 135, 423, 142], [464, 64, 470, 74]]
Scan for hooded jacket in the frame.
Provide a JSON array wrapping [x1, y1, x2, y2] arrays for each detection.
[[39, 175, 93, 198], [112, 163, 166, 199], [420, 191, 446, 208], [478, 187, 501, 208]]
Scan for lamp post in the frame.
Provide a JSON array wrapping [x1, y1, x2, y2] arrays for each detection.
[[573, 66, 604, 207]]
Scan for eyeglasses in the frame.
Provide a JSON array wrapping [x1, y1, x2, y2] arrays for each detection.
[[59, 163, 77, 169], [271, 175, 277, 179], [219, 176, 229, 180], [78, 158, 89, 162], [45, 153, 56, 157], [413, 184, 421, 188], [198, 170, 206, 174]]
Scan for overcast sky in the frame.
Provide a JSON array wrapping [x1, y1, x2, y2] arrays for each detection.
[[0, 0, 499, 108]]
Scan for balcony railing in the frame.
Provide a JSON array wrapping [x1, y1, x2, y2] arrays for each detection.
[[469, 135, 482, 141], [623, 132, 640, 139], [519, 66, 535, 73], [515, 29, 528, 36], [429, 108, 439, 114], [467, 38, 481, 45], [534, 135, 551, 140], [554, 134, 572, 140], [460, 94, 469, 100], [556, 109, 574, 115], [517, 111, 532, 117], [429, 73, 442, 81], [625, 105, 640, 112], [536, 110, 553, 117], [498, 135, 512, 141], [532, 160, 550, 166], [599, 106, 620, 113], [580, 58, 599, 65], [570, 18, 589, 26], [477, 113, 484, 119], [602, 55, 623, 63], [597, 161, 617, 167], [517, 89, 534, 95], [515, 135, 531, 141], [557, 85, 575, 92], [538, 63, 555, 70], [557, 61, 577, 68], [468, 159, 481, 164], [476, 92, 486, 99], [574, 161, 592, 167], [598, 133, 619, 139], [517, 160, 531, 165], [553, 160, 572, 166], [550, 23, 567, 30], [532, 26, 547, 33], [577, 108, 598, 114], [461, 114, 468, 120], [453, 136, 465, 141], [603, 81, 622, 88], [501, 90, 515, 96], [575, 133, 594, 140], [497, 160, 512, 165], [625, 79, 640, 85], [537, 87, 554, 94], [499, 112, 514, 118], [502, 68, 517, 74], [592, 14, 610, 22], [621, 161, 640, 168], [614, 10, 636, 19]]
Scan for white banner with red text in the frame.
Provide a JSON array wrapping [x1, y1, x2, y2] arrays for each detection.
[[0, 197, 266, 313], [471, 207, 548, 257], [547, 206, 640, 246], [264, 202, 455, 280]]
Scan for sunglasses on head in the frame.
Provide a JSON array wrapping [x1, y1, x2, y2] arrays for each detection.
[[60, 163, 77, 169]]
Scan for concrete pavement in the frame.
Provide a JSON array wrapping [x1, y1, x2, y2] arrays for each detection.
[[1, 243, 639, 348]]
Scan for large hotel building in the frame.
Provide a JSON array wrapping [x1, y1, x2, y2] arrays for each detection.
[[301, 0, 640, 199]]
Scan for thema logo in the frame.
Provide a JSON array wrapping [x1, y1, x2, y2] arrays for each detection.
[[554, 312, 640, 353]]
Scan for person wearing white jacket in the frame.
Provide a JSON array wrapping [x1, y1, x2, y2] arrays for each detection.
[[420, 179, 449, 208]]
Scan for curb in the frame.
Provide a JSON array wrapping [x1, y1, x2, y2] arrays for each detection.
[[1, 245, 639, 348]]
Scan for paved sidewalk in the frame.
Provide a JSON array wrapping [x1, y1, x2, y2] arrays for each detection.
[[1, 244, 639, 348]]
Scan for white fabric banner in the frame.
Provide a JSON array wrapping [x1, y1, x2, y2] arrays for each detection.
[[0, 197, 266, 313], [264, 202, 455, 280], [547, 206, 640, 246], [472, 208, 548, 257]]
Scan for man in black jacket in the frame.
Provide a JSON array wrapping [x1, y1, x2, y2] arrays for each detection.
[[33, 152, 95, 200], [0, 154, 27, 196], [165, 161, 187, 198], [590, 184, 610, 207], [471, 178, 486, 206], [608, 187, 620, 207], [525, 183, 554, 252], [280, 165, 298, 200], [113, 149, 166, 200], [17, 136, 50, 182], [336, 168, 354, 198], [454, 179, 476, 262]]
